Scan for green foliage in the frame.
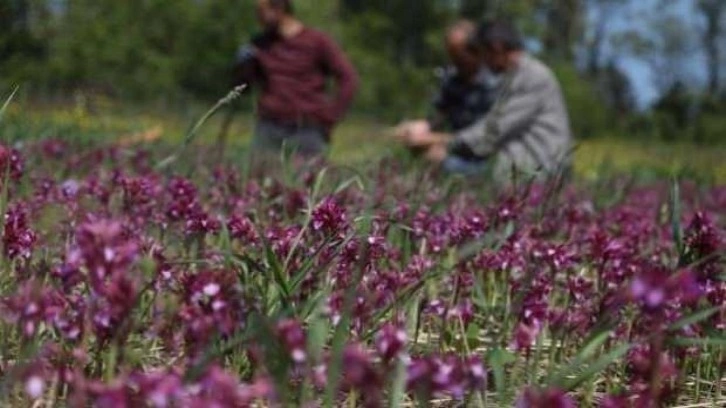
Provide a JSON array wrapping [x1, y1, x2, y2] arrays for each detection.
[[1, 0, 257, 100], [2, 0, 726, 143], [550, 62, 613, 139]]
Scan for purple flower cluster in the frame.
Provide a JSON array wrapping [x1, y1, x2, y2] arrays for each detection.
[[3, 202, 37, 260], [0, 138, 724, 407]]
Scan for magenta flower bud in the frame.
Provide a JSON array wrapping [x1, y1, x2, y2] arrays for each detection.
[[465, 355, 487, 389], [511, 322, 540, 351], [0, 144, 24, 182], [184, 209, 221, 237], [227, 214, 258, 244], [1, 280, 63, 338], [275, 319, 307, 363], [40, 138, 67, 159], [3, 202, 37, 261], [312, 196, 348, 236], [375, 323, 407, 362]]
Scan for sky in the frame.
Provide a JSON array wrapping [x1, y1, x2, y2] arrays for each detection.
[[597, 0, 706, 109]]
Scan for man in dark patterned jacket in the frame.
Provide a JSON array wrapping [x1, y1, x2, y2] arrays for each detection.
[[395, 19, 499, 165]]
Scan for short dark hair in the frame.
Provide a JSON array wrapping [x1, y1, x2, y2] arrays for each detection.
[[270, 0, 294, 14], [474, 20, 523, 51]]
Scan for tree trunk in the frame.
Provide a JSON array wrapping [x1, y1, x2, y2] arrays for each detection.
[[699, 0, 725, 96], [542, 0, 584, 62]]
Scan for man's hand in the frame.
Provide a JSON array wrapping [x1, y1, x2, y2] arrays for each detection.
[[393, 120, 433, 146]]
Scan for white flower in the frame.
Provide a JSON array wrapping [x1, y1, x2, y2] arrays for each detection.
[[203, 283, 220, 297], [25, 376, 44, 399]]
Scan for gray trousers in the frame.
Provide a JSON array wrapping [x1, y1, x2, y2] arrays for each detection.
[[252, 119, 329, 157]]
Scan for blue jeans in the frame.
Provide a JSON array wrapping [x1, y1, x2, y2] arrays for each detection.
[[442, 155, 489, 176], [252, 119, 329, 157]]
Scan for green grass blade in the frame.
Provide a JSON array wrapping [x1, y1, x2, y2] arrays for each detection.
[[323, 207, 375, 407], [547, 329, 612, 386], [487, 348, 516, 401], [156, 85, 246, 171], [0, 86, 19, 125], [562, 342, 631, 391], [669, 336, 726, 348], [667, 305, 722, 332], [669, 178, 684, 261], [388, 298, 419, 408]]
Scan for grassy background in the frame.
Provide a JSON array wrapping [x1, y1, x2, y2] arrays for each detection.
[[4, 99, 726, 185]]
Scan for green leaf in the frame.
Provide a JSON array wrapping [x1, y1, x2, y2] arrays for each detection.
[[300, 288, 330, 321], [334, 176, 364, 195], [466, 323, 482, 351], [254, 230, 292, 313], [487, 348, 516, 398], [669, 336, 726, 348], [288, 233, 353, 297], [667, 306, 722, 332], [0, 86, 19, 124], [547, 329, 611, 386], [562, 343, 631, 391], [312, 167, 329, 199], [156, 85, 246, 171], [218, 224, 233, 269], [323, 205, 376, 407], [185, 328, 254, 382], [307, 308, 330, 363], [457, 237, 488, 262], [249, 314, 293, 403], [300, 302, 330, 405], [388, 298, 419, 408], [669, 178, 684, 260]]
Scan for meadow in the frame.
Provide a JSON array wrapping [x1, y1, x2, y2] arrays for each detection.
[[0, 96, 724, 407]]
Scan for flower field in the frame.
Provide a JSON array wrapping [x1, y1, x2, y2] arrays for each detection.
[[0, 129, 724, 408]]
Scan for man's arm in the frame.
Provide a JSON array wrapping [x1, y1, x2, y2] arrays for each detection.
[[452, 70, 551, 158], [319, 34, 360, 127], [407, 131, 452, 148], [233, 43, 261, 87]]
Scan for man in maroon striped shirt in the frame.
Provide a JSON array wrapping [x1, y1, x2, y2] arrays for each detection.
[[235, 0, 359, 158]]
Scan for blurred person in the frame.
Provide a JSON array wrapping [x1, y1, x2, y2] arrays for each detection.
[[234, 0, 359, 158], [394, 19, 499, 165], [400, 20, 573, 183]]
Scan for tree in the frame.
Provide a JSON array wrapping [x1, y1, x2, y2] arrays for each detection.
[[696, 0, 726, 96], [540, 0, 584, 62], [597, 60, 636, 117], [340, 0, 445, 65], [582, 0, 629, 75]]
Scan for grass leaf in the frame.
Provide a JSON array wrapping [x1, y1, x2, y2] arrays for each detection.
[[667, 305, 722, 332], [547, 328, 612, 387], [669, 336, 726, 348], [388, 297, 420, 408], [562, 342, 631, 391], [0, 85, 19, 125], [669, 178, 684, 261]]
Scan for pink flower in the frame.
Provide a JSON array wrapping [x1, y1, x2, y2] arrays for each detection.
[[375, 323, 407, 362], [312, 196, 348, 236], [3, 202, 37, 260]]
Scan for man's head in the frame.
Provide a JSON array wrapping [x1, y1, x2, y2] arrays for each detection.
[[472, 20, 524, 73], [445, 20, 480, 79], [256, 0, 294, 31]]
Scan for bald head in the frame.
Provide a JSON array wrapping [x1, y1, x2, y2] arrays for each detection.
[[446, 20, 476, 49], [445, 20, 480, 79]]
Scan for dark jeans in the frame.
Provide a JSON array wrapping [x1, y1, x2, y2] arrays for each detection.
[[442, 155, 490, 176], [252, 119, 329, 157]]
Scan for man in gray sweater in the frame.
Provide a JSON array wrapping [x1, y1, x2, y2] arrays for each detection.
[[401, 20, 573, 184]]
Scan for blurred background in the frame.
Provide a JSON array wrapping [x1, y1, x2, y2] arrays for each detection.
[[1, 0, 725, 177]]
